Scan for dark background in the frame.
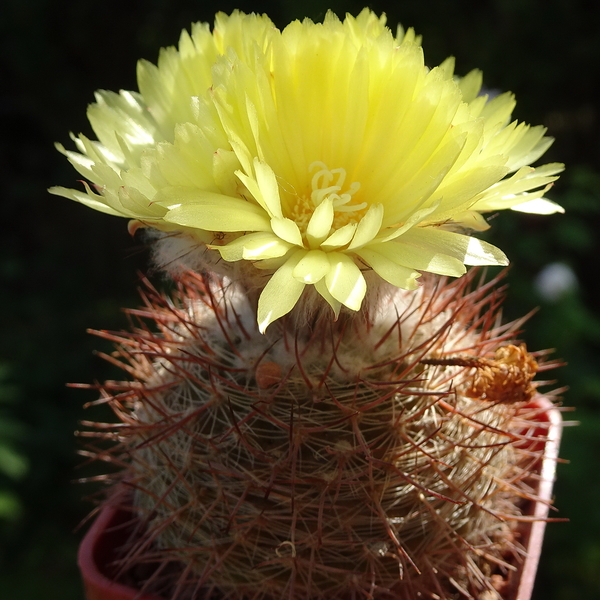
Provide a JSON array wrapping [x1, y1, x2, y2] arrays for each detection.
[[1, 0, 599, 598]]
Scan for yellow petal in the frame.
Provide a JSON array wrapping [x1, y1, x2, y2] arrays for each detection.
[[292, 249, 330, 283], [450, 210, 491, 232], [117, 186, 164, 217], [458, 69, 483, 103], [377, 203, 439, 243], [213, 149, 241, 196], [306, 197, 334, 248], [235, 170, 277, 218], [462, 235, 508, 266], [254, 159, 285, 219], [320, 223, 357, 250], [258, 251, 306, 332], [362, 239, 466, 278], [402, 227, 508, 267], [48, 185, 122, 217], [325, 253, 367, 310], [348, 203, 384, 250], [511, 197, 565, 215], [211, 232, 293, 261], [472, 163, 564, 212], [158, 188, 271, 232], [314, 278, 342, 318], [427, 163, 510, 221], [270, 217, 304, 246], [355, 247, 421, 289]]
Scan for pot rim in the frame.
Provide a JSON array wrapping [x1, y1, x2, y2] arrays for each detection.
[[514, 396, 562, 600]]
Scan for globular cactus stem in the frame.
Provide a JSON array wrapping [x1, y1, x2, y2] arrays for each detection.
[[79, 269, 559, 600]]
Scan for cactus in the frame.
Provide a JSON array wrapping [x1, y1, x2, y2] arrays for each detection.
[[52, 9, 565, 600], [80, 268, 557, 600]]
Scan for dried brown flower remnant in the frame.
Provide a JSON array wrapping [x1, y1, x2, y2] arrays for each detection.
[[467, 344, 538, 404], [423, 344, 538, 404]]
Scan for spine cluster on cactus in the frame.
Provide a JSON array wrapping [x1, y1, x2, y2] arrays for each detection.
[[80, 269, 557, 600]]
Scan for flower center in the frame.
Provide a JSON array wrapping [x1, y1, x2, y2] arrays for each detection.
[[290, 162, 366, 233], [309, 162, 364, 212]]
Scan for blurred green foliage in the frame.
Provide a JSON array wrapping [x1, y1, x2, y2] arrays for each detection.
[[1, 0, 599, 599], [0, 363, 28, 522]]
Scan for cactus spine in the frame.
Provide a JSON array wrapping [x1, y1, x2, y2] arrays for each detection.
[[81, 269, 556, 600]]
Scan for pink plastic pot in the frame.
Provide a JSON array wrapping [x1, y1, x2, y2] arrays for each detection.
[[78, 501, 162, 600], [78, 397, 562, 600]]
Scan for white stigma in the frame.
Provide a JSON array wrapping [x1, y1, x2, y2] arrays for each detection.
[[309, 162, 365, 213]]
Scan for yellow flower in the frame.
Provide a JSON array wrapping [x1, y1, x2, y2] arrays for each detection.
[[50, 10, 563, 332]]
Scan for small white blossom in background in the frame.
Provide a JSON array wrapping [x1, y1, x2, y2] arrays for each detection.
[[50, 9, 564, 330], [535, 262, 578, 301]]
